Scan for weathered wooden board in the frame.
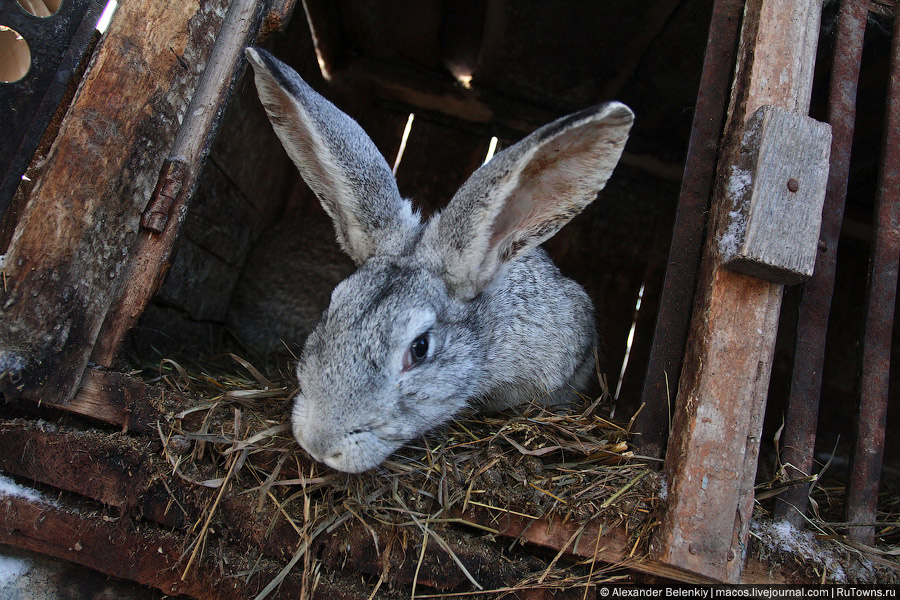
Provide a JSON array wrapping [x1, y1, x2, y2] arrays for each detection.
[[0, 490, 365, 600], [0, 0, 233, 404], [652, 0, 824, 583], [92, 0, 269, 367], [0, 410, 789, 590], [720, 105, 831, 284]]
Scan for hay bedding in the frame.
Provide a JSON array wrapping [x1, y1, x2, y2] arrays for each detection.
[[751, 475, 900, 585], [142, 354, 900, 593], [145, 354, 662, 597]]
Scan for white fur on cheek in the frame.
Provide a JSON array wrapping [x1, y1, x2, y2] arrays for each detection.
[[290, 392, 312, 452]]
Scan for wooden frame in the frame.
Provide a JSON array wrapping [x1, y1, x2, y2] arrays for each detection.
[[0, 0, 845, 592]]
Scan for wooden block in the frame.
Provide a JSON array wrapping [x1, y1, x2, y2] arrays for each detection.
[[720, 105, 831, 284]]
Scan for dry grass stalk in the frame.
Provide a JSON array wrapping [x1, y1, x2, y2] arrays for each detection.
[[147, 353, 663, 595]]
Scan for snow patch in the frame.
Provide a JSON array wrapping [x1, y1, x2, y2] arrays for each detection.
[[0, 473, 50, 505], [719, 167, 752, 258], [752, 518, 852, 583], [0, 553, 31, 589], [0, 350, 26, 376]]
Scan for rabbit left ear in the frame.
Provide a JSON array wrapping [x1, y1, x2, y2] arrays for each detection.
[[246, 47, 419, 265], [421, 102, 634, 300]]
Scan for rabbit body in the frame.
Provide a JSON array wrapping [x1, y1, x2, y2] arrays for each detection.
[[245, 48, 633, 472], [227, 214, 355, 353]]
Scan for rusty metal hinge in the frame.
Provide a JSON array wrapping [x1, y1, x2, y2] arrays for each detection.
[[140, 156, 189, 234]]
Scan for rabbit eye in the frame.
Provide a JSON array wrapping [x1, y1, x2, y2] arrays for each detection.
[[402, 335, 429, 371]]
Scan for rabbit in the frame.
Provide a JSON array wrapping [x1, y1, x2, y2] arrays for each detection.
[[227, 213, 355, 354], [245, 47, 633, 473]]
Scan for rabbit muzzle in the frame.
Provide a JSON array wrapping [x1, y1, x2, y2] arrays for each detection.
[[291, 390, 395, 473]]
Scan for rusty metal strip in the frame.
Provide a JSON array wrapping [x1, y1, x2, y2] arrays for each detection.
[[845, 6, 900, 545], [635, 0, 745, 458], [775, 0, 869, 525]]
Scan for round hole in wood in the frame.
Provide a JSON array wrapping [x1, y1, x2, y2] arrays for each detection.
[[16, 0, 62, 18], [0, 26, 31, 83]]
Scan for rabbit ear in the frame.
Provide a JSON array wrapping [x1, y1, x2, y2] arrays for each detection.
[[421, 102, 633, 299], [246, 47, 419, 265]]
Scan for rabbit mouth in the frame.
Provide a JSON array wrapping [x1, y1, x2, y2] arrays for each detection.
[[293, 420, 403, 473], [314, 427, 400, 473], [291, 394, 411, 472]]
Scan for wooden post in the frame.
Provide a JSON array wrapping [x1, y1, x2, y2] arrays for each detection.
[[651, 0, 824, 582], [91, 0, 269, 366], [0, 1, 233, 404]]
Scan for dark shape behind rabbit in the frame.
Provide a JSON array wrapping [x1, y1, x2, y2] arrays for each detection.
[[243, 47, 633, 473]]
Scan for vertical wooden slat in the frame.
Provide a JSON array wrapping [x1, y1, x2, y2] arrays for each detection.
[[775, 0, 869, 526], [846, 6, 900, 545], [652, 0, 824, 582], [0, 1, 233, 403]]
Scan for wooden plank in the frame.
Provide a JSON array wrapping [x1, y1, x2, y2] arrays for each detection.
[[0, 419, 162, 510], [452, 507, 786, 585], [92, 0, 269, 367], [0, 418, 306, 554], [0, 490, 364, 600], [0, 0, 233, 404], [720, 106, 831, 284], [0, 413, 791, 589], [652, 0, 824, 583], [65, 369, 187, 433], [336, 56, 553, 135]]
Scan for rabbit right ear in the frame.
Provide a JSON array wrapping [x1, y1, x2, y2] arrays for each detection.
[[421, 102, 634, 300], [246, 48, 419, 265]]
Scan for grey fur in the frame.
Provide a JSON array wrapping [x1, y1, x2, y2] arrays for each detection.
[[244, 47, 633, 473], [227, 214, 355, 353]]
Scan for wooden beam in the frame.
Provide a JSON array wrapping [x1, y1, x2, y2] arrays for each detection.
[[652, 0, 824, 583], [64, 369, 185, 433], [0, 489, 365, 600], [92, 0, 269, 367], [0, 417, 312, 553], [0, 0, 233, 405], [452, 507, 786, 585]]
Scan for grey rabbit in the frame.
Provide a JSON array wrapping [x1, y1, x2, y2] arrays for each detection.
[[244, 47, 633, 473]]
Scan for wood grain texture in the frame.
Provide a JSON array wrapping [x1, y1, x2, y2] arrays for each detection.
[[92, 0, 269, 367], [721, 106, 831, 284], [0, 408, 791, 588], [0, 0, 231, 404], [0, 489, 365, 600], [652, 0, 823, 583]]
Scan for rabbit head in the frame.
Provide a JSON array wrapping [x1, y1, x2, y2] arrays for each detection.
[[245, 47, 633, 473]]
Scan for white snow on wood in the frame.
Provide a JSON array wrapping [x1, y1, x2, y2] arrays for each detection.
[[0, 473, 48, 504], [719, 167, 752, 258], [751, 518, 854, 583], [0, 553, 31, 589]]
